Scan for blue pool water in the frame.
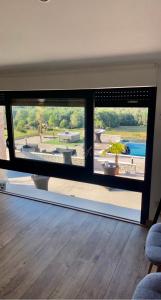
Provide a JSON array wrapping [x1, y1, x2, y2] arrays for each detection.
[[124, 142, 146, 157]]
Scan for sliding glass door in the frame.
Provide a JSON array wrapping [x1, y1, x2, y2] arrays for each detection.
[[0, 88, 156, 224]]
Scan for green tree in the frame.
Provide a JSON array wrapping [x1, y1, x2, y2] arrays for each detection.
[[70, 111, 83, 128], [96, 111, 119, 128], [119, 113, 137, 126], [48, 112, 61, 128], [60, 119, 68, 128], [16, 120, 26, 132], [35, 107, 44, 143], [102, 142, 125, 165], [27, 108, 36, 128]]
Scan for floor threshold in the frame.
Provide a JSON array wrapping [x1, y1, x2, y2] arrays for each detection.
[[0, 189, 141, 226]]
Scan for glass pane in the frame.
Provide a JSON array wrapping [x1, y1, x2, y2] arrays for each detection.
[[94, 107, 148, 180], [12, 101, 85, 166], [1, 168, 141, 222], [0, 106, 9, 160]]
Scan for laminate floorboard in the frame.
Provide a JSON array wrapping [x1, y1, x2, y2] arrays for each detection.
[[0, 193, 149, 299]]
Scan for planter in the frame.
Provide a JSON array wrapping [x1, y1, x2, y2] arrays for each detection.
[[102, 162, 119, 176], [31, 175, 50, 190]]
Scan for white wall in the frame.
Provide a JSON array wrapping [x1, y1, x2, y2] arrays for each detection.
[[0, 64, 157, 90], [0, 62, 160, 221]]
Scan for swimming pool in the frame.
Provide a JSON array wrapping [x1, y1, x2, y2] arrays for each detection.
[[124, 142, 146, 157]]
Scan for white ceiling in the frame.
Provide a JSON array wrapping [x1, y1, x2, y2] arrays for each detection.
[[0, 0, 161, 72]]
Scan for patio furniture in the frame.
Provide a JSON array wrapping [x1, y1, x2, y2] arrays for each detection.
[[53, 148, 77, 156], [61, 149, 73, 165], [95, 129, 105, 143], [58, 132, 80, 142], [145, 223, 161, 273], [132, 273, 161, 299], [21, 144, 40, 152], [31, 175, 50, 190]]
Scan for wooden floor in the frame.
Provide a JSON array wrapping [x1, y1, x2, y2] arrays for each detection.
[[0, 193, 149, 299]]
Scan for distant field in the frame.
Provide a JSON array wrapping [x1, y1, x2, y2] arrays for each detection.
[[4, 129, 38, 139], [108, 126, 147, 132], [5, 126, 146, 141], [105, 127, 146, 141]]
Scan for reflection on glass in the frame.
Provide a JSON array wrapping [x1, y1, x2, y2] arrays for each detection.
[[94, 107, 148, 180], [12, 103, 85, 166], [0, 106, 9, 160]]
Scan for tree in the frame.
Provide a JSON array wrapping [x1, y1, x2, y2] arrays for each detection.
[[60, 119, 69, 128], [101, 142, 125, 175], [70, 111, 83, 128], [119, 113, 137, 126], [95, 111, 119, 128], [95, 119, 104, 129], [101, 142, 125, 165], [14, 108, 29, 128], [16, 120, 26, 132], [48, 111, 61, 128], [35, 107, 44, 143], [27, 108, 36, 128]]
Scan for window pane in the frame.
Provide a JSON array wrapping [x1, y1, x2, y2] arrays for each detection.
[[0, 106, 9, 160], [12, 101, 85, 166], [94, 107, 148, 180]]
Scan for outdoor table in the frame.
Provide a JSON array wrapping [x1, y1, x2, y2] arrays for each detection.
[[95, 129, 105, 143], [53, 148, 76, 156], [21, 144, 39, 152], [61, 149, 73, 165], [58, 132, 80, 142]]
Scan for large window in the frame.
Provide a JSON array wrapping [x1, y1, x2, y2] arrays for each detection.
[[0, 88, 156, 224]]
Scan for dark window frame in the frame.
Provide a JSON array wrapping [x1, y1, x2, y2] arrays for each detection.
[[0, 87, 156, 224]]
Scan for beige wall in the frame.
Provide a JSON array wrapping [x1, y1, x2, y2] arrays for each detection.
[[0, 62, 159, 220]]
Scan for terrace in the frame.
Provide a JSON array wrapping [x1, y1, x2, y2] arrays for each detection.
[[14, 129, 146, 180]]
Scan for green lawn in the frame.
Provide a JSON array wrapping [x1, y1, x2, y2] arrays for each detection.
[[4, 129, 38, 139], [104, 126, 146, 141], [4, 126, 146, 141], [46, 137, 84, 147]]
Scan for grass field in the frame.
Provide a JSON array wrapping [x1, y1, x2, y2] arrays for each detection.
[[4, 129, 38, 139], [6, 126, 146, 141], [105, 126, 146, 141], [46, 137, 84, 147]]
